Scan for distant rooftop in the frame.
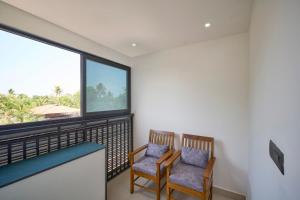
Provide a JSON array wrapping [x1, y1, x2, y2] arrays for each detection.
[[31, 104, 80, 118]]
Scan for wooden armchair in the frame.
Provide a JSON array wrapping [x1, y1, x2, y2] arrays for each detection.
[[165, 134, 215, 200], [128, 129, 175, 200]]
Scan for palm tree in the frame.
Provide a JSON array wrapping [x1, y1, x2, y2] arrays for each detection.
[[33, 96, 49, 106], [96, 83, 107, 98], [54, 86, 62, 97], [8, 89, 15, 96], [54, 86, 63, 105]]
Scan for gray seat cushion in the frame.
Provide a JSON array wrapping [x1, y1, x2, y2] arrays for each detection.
[[169, 161, 204, 192], [133, 156, 164, 176]]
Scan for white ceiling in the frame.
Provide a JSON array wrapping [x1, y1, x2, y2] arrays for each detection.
[[3, 0, 253, 57]]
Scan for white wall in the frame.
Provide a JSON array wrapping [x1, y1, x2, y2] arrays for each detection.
[[0, 1, 131, 66], [132, 33, 249, 195], [0, 150, 106, 200], [248, 1, 300, 200]]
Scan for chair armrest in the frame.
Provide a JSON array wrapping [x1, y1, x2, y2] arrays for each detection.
[[204, 157, 216, 179], [129, 144, 148, 156], [128, 144, 148, 162], [165, 150, 181, 168], [156, 150, 173, 165]]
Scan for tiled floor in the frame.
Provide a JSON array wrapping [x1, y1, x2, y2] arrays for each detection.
[[107, 170, 234, 200]]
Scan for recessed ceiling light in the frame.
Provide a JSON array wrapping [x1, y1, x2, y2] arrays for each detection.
[[131, 43, 137, 47], [204, 23, 211, 28]]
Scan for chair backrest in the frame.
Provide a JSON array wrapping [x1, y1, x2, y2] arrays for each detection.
[[149, 129, 175, 150], [182, 134, 214, 159]]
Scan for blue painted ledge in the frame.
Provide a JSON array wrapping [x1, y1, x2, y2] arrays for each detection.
[[0, 142, 105, 188]]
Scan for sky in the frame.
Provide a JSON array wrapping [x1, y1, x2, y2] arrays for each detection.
[[0, 29, 80, 96], [86, 60, 127, 96]]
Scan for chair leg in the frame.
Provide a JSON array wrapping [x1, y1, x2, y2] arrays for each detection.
[[156, 179, 161, 200], [130, 168, 134, 193], [209, 185, 213, 200], [202, 192, 206, 200], [166, 184, 171, 200]]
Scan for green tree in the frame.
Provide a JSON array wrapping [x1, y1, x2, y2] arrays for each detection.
[[54, 86, 63, 105], [96, 83, 107, 98], [8, 89, 15, 96], [54, 86, 62, 97], [0, 87, 82, 125], [32, 96, 49, 106]]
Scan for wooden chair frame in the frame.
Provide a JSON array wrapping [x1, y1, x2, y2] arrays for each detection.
[[165, 134, 215, 200], [128, 129, 175, 200]]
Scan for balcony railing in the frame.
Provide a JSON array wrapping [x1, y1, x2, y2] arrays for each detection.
[[0, 114, 133, 181]]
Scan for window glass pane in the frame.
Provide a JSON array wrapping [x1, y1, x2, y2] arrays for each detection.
[[0, 29, 80, 125], [86, 59, 127, 112]]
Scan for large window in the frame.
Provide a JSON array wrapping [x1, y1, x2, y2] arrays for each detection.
[[0, 26, 130, 127], [0, 29, 80, 125]]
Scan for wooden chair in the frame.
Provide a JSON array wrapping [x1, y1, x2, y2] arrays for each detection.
[[128, 129, 175, 200], [165, 134, 215, 200]]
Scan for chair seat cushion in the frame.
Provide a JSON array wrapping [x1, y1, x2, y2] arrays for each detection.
[[169, 161, 205, 192], [133, 156, 164, 176]]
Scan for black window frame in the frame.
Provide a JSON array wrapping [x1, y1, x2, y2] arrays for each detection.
[[82, 54, 131, 118], [0, 23, 131, 130]]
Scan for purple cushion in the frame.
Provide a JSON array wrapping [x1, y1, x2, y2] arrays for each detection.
[[133, 156, 165, 176], [145, 143, 169, 158], [181, 147, 209, 168], [169, 161, 204, 192]]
